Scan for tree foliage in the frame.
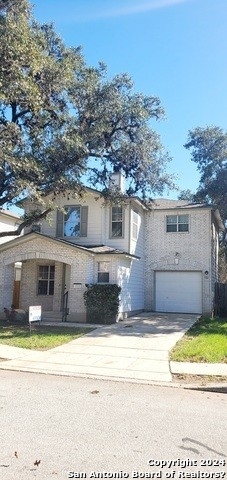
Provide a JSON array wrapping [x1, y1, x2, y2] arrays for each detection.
[[0, 0, 174, 237], [184, 126, 227, 281], [184, 126, 227, 226], [177, 189, 195, 202], [0, 0, 18, 11]]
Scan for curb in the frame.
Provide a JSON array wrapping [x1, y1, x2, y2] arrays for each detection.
[[170, 361, 227, 377]]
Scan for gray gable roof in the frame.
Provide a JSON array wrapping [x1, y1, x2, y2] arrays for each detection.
[[151, 199, 209, 210], [0, 232, 140, 259]]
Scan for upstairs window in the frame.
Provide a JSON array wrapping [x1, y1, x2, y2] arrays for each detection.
[[60, 205, 88, 237], [111, 206, 123, 238], [38, 265, 55, 295], [97, 262, 110, 283], [166, 214, 189, 232]]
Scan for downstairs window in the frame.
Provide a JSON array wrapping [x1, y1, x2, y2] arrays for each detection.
[[37, 265, 55, 295]]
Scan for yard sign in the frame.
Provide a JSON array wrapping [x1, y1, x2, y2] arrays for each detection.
[[29, 305, 42, 323], [29, 305, 41, 335]]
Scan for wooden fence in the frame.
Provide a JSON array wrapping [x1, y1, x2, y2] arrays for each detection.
[[214, 282, 227, 316]]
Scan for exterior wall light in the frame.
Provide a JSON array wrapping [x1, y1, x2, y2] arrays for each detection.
[[174, 252, 180, 265]]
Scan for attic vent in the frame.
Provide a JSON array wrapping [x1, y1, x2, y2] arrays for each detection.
[[31, 224, 41, 233]]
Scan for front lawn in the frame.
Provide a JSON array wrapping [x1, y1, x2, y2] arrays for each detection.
[[0, 324, 94, 350], [170, 316, 227, 363]]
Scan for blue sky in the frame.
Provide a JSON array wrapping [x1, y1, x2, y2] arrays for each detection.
[[32, 0, 227, 199]]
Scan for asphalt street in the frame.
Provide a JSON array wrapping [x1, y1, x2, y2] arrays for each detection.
[[0, 371, 226, 480]]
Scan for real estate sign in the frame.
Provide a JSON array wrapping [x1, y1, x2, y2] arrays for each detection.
[[29, 305, 42, 323]]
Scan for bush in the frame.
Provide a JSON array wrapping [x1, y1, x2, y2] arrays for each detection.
[[3, 306, 28, 325], [84, 284, 121, 324]]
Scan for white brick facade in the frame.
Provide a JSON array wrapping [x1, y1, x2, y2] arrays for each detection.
[[144, 203, 221, 314]]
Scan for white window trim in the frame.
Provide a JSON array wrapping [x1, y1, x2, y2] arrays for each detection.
[[37, 265, 55, 296], [97, 261, 110, 283], [64, 205, 81, 237], [166, 214, 189, 233], [110, 205, 124, 239]]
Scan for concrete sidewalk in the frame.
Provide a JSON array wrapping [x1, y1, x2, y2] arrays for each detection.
[[0, 313, 226, 384]]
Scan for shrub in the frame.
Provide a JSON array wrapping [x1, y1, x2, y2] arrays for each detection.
[[3, 306, 28, 325], [83, 284, 121, 324]]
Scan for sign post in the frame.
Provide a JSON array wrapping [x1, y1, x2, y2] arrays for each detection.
[[29, 305, 42, 335]]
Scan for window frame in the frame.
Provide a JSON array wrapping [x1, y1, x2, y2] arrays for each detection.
[[110, 205, 124, 238], [97, 261, 110, 284], [37, 265, 55, 296], [64, 205, 81, 238], [166, 214, 189, 233]]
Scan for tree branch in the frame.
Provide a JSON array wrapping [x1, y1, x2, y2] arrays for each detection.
[[11, 102, 17, 123], [14, 108, 31, 121], [0, 207, 52, 238]]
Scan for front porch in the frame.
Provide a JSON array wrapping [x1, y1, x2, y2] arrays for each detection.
[[0, 233, 94, 323]]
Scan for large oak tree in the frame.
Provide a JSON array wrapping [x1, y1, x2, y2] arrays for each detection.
[[184, 125, 227, 281], [184, 126, 227, 226], [0, 0, 174, 237]]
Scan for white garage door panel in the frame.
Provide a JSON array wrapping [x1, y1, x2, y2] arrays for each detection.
[[155, 271, 202, 314]]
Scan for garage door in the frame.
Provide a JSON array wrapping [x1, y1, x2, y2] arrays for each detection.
[[155, 271, 202, 314]]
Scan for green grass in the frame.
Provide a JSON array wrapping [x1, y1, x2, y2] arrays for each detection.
[[170, 316, 227, 363], [0, 324, 94, 350]]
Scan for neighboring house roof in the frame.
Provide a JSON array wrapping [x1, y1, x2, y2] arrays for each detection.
[[0, 209, 22, 221], [0, 232, 140, 260]]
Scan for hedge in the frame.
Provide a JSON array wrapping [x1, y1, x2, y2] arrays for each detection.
[[83, 284, 121, 324]]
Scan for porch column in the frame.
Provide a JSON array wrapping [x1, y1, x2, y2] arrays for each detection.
[[52, 262, 65, 312], [2, 263, 15, 309], [68, 264, 78, 314], [67, 263, 87, 322]]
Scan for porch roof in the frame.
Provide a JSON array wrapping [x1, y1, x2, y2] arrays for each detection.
[[82, 244, 140, 259], [0, 232, 140, 260]]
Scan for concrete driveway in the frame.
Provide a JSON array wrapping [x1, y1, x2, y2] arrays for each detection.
[[0, 312, 198, 383]]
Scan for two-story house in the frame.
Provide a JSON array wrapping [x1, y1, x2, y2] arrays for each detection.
[[0, 172, 223, 321]]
